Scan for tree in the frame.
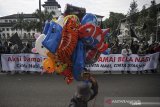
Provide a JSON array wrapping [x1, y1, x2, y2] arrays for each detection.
[[149, 0, 157, 19], [33, 9, 55, 32], [141, 5, 148, 18], [23, 20, 37, 32], [103, 12, 126, 33], [12, 13, 26, 36], [145, 0, 157, 41], [128, 0, 139, 25], [136, 5, 148, 29], [136, 0, 157, 41]]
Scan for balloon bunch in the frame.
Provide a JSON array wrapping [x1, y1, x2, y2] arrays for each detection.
[[32, 13, 110, 84]]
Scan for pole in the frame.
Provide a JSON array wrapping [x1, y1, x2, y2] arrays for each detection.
[[39, 0, 41, 12], [156, 17, 159, 42]]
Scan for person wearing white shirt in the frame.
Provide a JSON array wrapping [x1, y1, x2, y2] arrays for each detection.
[[121, 45, 132, 56], [121, 45, 132, 74]]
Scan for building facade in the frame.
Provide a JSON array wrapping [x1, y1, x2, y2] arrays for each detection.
[[0, 0, 103, 45], [0, 0, 62, 45], [42, 0, 61, 18], [0, 14, 38, 44], [118, 3, 160, 43]]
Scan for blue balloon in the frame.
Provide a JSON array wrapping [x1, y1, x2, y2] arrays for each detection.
[[42, 20, 50, 35], [42, 21, 62, 53], [105, 33, 110, 38], [102, 48, 111, 55], [81, 13, 98, 26], [81, 37, 94, 46], [72, 40, 85, 81], [81, 36, 99, 48]]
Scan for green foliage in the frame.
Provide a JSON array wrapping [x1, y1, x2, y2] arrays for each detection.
[[103, 12, 125, 32], [149, 0, 157, 19], [135, 0, 157, 41], [143, 0, 157, 36], [33, 9, 55, 32], [129, 0, 138, 15], [12, 13, 25, 35], [136, 5, 148, 27], [128, 0, 139, 25], [103, 0, 158, 41]]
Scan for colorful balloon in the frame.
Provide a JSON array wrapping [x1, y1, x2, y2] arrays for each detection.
[[37, 9, 110, 84], [72, 41, 85, 81], [42, 20, 50, 35], [79, 23, 109, 52], [57, 16, 80, 64], [103, 48, 111, 55], [55, 62, 67, 73], [43, 58, 55, 73], [81, 13, 98, 26], [46, 52, 67, 74], [85, 48, 101, 64], [35, 34, 48, 56], [56, 15, 64, 27], [63, 15, 80, 26], [60, 68, 73, 84], [42, 21, 62, 54], [34, 33, 41, 39], [78, 23, 95, 39]]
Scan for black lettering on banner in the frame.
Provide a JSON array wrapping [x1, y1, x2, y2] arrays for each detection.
[[16, 64, 27, 68], [100, 64, 112, 68], [28, 64, 41, 68], [127, 64, 146, 68], [114, 64, 126, 67]]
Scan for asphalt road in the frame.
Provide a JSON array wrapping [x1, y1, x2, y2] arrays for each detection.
[[0, 73, 160, 107]]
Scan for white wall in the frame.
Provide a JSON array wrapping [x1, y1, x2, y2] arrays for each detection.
[[44, 6, 61, 18]]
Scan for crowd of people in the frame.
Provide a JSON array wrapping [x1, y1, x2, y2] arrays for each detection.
[[0, 41, 32, 74], [0, 40, 160, 74], [0, 41, 31, 54], [105, 40, 160, 74], [1, 40, 160, 55], [109, 40, 160, 55]]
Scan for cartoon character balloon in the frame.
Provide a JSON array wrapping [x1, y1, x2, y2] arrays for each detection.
[[57, 15, 80, 64], [32, 34, 48, 57], [81, 13, 98, 26], [43, 58, 55, 73], [56, 15, 64, 27], [34, 5, 111, 84], [78, 23, 109, 52], [42, 21, 62, 54], [42, 20, 50, 35], [63, 15, 80, 26]]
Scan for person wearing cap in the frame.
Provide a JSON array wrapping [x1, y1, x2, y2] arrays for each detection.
[[68, 75, 98, 107]]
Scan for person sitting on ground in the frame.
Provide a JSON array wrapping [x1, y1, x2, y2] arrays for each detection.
[[68, 72, 98, 107]]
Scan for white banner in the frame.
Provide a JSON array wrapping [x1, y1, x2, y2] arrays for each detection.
[[1, 54, 46, 72], [86, 53, 160, 71], [1, 53, 159, 72]]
